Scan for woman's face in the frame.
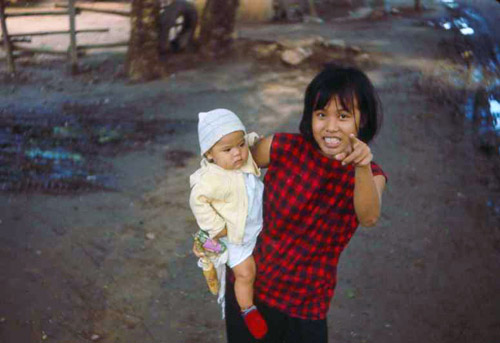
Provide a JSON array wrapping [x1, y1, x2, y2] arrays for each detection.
[[312, 96, 361, 159]]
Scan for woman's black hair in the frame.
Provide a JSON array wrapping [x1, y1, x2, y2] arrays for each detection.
[[299, 64, 383, 145]]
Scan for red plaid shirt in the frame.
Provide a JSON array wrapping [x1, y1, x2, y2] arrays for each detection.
[[254, 133, 386, 320]]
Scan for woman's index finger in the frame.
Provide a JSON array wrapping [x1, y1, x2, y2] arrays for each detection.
[[349, 134, 360, 146]]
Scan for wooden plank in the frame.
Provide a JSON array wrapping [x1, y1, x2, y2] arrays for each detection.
[[55, 3, 130, 17], [3, 28, 109, 38], [68, 0, 78, 74], [0, 0, 15, 73], [12, 44, 68, 55], [0, 51, 33, 60], [5, 10, 74, 17], [10, 37, 31, 43], [76, 41, 129, 50]]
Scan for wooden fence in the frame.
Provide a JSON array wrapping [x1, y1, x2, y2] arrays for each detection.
[[0, 0, 130, 74]]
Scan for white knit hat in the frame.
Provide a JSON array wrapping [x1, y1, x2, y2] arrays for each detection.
[[198, 108, 246, 156]]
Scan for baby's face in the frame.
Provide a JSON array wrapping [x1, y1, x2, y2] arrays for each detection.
[[206, 131, 249, 170]]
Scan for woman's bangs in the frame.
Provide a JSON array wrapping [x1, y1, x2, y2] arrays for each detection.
[[313, 82, 357, 113]]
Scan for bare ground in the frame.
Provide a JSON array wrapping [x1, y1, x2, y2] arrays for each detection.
[[0, 2, 499, 343]]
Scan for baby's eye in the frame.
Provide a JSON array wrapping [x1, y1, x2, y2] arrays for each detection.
[[239, 141, 246, 147], [223, 148, 231, 152]]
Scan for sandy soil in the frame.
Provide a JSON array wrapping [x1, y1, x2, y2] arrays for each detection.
[[0, 1, 499, 343]]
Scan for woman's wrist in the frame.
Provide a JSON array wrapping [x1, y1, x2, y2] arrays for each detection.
[[354, 163, 372, 171]]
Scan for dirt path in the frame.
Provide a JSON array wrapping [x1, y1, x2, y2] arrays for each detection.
[[1, 2, 499, 343]]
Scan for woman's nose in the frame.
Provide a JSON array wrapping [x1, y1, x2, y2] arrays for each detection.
[[326, 117, 339, 132]]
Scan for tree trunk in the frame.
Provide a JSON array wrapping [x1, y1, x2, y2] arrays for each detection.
[[199, 0, 239, 57], [126, 0, 164, 82], [414, 0, 422, 11]]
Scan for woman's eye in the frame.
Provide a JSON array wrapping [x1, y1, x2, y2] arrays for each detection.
[[316, 112, 326, 118], [339, 112, 350, 119]]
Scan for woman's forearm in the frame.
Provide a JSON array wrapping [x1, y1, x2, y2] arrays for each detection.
[[353, 165, 384, 227]]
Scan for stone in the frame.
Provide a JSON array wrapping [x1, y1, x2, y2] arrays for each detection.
[[281, 48, 313, 66], [323, 39, 346, 50], [123, 314, 142, 329], [278, 36, 323, 49], [355, 53, 371, 64], [303, 15, 324, 24], [347, 45, 362, 54], [253, 44, 279, 58], [369, 9, 386, 20]]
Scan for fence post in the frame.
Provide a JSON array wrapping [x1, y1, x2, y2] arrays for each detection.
[[68, 0, 78, 73], [0, 0, 15, 74]]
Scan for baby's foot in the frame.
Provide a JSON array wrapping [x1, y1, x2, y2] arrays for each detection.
[[241, 305, 268, 339]]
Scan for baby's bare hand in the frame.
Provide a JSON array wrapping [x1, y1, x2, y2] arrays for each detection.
[[192, 242, 205, 258]]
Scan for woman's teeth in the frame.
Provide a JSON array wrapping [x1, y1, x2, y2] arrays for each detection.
[[324, 137, 340, 146]]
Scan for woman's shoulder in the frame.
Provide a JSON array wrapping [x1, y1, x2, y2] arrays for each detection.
[[271, 133, 305, 152], [273, 132, 303, 143]]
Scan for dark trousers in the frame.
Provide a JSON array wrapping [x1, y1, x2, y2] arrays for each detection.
[[225, 272, 328, 343]]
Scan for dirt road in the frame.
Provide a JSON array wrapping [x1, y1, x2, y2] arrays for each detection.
[[0, 1, 499, 343]]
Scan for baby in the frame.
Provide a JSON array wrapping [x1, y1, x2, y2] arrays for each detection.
[[189, 109, 268, 339]]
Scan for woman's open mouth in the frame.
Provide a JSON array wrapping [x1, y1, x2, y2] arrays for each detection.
[[323, 137, 341, 149]]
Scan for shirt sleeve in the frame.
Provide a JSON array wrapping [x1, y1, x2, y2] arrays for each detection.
[[189, 175, 227, 239], [269, 133, 300, 166], [370, 161, 388, 183]]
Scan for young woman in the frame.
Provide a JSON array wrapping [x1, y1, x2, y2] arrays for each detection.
[[197, 65, 387, 342]]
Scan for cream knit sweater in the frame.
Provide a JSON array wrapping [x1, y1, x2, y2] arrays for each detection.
[[189, 140, 261, 244]]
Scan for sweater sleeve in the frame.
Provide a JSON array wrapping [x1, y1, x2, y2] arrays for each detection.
[[189, 173, 227, 239]]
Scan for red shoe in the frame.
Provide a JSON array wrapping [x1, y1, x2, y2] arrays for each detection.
[[242, 306, 268, 339]]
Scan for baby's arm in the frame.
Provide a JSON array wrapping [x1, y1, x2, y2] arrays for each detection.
[[213, 227, 227, 239], [189, 176, 227, 239]]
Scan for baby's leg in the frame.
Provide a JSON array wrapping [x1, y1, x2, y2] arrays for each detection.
[[232, 255, 256, 310], [232, 255, 267, 339]]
